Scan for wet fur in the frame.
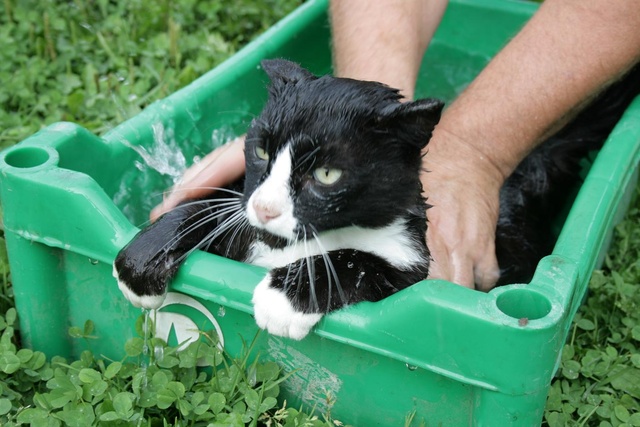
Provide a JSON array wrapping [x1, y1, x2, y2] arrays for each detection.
[[114, 59, 640, 339]]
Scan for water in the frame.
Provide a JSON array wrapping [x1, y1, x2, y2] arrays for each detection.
[[120, 122, 187, 183], [139, 308, 153, 387], [113, 123, 237, 226], [142, 308, 151, 359]]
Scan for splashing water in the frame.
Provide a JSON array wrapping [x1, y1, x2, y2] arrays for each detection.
[[113, 123, 238, 226], [122, 122, 187, 184]]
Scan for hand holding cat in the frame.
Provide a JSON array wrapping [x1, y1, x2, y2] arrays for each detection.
[[421, 127, 503, 290]]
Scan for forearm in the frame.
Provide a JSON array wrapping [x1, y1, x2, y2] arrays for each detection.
[[433, 0, 640, 181], [330, 0, 448, 100]]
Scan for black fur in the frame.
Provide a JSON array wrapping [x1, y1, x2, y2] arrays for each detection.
[[496, 64, 640, 284], [114, 59, 639, 338]]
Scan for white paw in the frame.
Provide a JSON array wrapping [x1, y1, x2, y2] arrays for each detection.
[[112, 264, 166, 309], [252, 274, 322, 340]]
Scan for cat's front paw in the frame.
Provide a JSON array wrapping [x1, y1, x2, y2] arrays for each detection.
[[112, 243, 174, 310], [252, 274, 322, 340], [112, 264, 166, 309]]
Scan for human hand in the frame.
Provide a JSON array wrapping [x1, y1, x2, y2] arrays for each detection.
[[422, 127, 504, 291], [150, 136, 246, 222]]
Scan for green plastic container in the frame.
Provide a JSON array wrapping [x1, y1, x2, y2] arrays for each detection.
[[2, 0, 639, 425]]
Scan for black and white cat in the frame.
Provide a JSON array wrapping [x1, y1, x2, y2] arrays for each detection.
[[114, 59, 639, 340]]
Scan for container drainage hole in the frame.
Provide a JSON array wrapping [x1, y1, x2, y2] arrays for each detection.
[[4, 146, 51, 169], [495, 289, 552, 320]]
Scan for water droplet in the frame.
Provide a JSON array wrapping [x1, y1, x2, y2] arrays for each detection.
[[217, 306, 226, 317], [89, 258, 99, 265], [406, 364, 418, 371], [347, 262, 354, 269], [154, 345, 164, 362]]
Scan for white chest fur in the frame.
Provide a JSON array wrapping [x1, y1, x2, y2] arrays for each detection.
[[246, 218, 426, 270]]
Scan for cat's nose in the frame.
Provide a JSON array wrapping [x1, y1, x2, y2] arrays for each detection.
[[252, 200, 282, 224]]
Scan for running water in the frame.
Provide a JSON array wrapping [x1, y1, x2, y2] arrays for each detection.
[[140, 308, 152, 386]]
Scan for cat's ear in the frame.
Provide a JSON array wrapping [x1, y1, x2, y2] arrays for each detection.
[[261, 59, 316, 87], [378, 98, 445, 138]]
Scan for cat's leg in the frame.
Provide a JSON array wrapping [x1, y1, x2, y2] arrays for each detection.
[[114, 198, 237, 309], [252, 272, 323, 340], [252, 249, 426, 339]]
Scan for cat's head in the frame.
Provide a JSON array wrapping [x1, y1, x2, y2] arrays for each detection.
[[243, 59, 444, 241]]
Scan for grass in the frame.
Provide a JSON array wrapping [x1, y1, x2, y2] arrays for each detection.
[[1, 0, 640, 426], [543, 189, 640, 427]]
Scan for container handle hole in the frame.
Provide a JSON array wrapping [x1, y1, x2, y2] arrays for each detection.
[[3, 146, 52, 169], [495, 288, 552, 321]]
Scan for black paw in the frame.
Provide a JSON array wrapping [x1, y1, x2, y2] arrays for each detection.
[[113, 231, 181, 309]]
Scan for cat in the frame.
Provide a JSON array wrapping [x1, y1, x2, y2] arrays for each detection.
[[114, 59, 640, 340]]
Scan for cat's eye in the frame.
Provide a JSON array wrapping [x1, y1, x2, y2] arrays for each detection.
[[255, 146, 269, 161], [313, 167, 343, 186]]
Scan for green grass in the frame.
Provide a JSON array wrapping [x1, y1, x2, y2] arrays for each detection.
[[0, 0, 301, 148], [543, 189, 640, 427], [1, 0, 640, 426]]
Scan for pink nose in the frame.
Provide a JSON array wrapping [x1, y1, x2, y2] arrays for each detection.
[[253, 200, 282, 224]]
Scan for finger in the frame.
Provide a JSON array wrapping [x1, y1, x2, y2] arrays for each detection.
[[449, 250, 476, 289], [474, 250, 500, 292], [425, 226, 451, 281]]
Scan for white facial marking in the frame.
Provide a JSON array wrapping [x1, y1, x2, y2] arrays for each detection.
[[246, 145, 298, 239], [247, 219, 426, 271], [252, 274, 322, 340]]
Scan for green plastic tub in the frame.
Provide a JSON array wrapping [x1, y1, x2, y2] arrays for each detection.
[[2, 0, 640, 425]]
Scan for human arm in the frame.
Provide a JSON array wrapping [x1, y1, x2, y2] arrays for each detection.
[[152, 0, 448, 220], [330, 0, 448, 100], [423, 0, 640, 289]]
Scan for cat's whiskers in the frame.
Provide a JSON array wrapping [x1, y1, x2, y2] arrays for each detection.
[[174, 208, 248, 265], [204, 209, 249, 253], [302, 229, 319, 312], [284, 239, 304, 295], [155, 199, 243, 259], [155, 186, 244, 201], [221, 215, 252, 257], [311, 227, 347, 305], [292, 145, 321, 175]]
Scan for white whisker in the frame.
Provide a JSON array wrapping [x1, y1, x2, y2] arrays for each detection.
[[303, 229, 319, 311], [156, 201, 242, 257], [312, 228, 346, 304], [174, 209, 247, 265], [168, 204, 240, 245]]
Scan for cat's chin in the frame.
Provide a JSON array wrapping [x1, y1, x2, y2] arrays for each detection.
[[252, 274, 322, 340], [247, 217, 297, 242]]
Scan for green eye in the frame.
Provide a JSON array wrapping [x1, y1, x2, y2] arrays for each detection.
[[313, 167, 343, 185], [255, 146, 269, 161]]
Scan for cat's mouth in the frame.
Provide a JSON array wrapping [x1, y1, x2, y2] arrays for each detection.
[[254, 229, 291, 250]]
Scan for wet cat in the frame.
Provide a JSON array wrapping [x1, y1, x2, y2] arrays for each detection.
[[114, 59, 639, 340]]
